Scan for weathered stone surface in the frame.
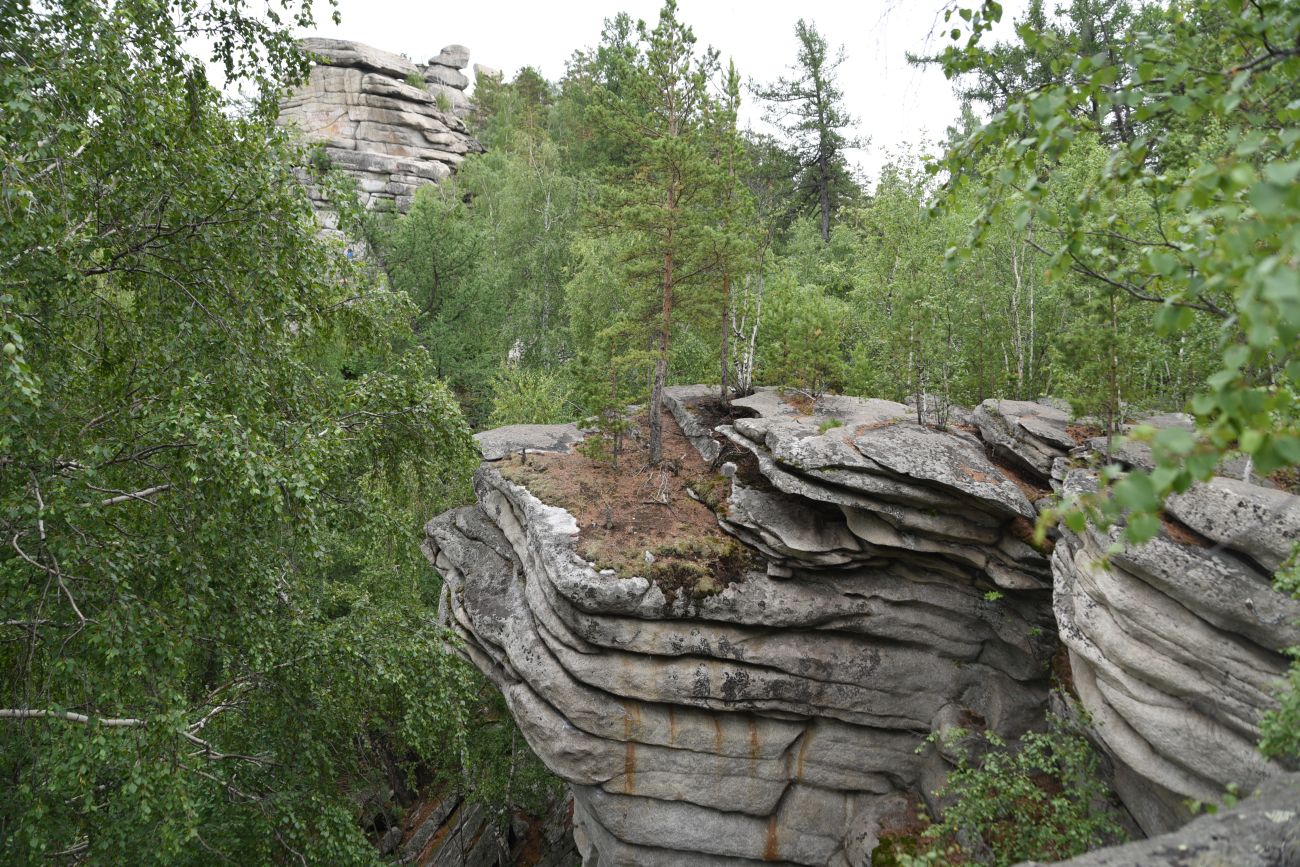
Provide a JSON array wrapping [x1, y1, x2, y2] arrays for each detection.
[[423, 64, 470, 90], [424, 386, 1300, 863], [278, 38, 483, 214], [1166, 475, 1300, 573], [1054, 465, 1300, 835], [300, 37, 417, 78], [1019, 771, 1300, 867], [429, 44, 471, 69], [473, 423, 585, 462]]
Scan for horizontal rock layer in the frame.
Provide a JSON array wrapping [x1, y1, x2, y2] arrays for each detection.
[[1052, 465, 1300, 834], [427, 387, 1058, 865], [278, 38, 483, 213], [425, 386, 1300, 863]]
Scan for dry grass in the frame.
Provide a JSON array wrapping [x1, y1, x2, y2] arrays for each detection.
[[497, 408, 756, 602]]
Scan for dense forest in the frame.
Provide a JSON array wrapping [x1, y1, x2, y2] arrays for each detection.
[[1, 0, 1297, 863]]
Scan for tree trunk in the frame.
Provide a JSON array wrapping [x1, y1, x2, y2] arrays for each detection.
[[649, 242, 675, 465], [818, 155, 831, 243], [719, 269, 731, 407]]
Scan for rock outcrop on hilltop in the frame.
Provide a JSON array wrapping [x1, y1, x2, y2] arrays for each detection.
[[277, 38, 483, 215], [423, 387, 1300, 865]]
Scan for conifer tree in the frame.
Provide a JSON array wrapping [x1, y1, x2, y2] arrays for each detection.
[[588, 0, 721, 463], [755, 20, 864, 243]]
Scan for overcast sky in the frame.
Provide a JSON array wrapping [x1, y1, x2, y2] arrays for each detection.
[[294, 0, 1028, 182]]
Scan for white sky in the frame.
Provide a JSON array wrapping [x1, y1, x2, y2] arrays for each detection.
[[293, 0, 1028, 181]]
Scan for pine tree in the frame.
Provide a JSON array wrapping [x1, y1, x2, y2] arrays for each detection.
[[588, 0, 721, 464], [754, 20, 864, 243]]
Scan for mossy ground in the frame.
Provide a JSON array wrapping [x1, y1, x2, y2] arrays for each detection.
[[497, 409, 757, 601]]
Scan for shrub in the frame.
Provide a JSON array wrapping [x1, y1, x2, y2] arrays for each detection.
[[901, 713, 1125, 866], [1260, 544, 1300, 760], [488, 365, 573, 427]]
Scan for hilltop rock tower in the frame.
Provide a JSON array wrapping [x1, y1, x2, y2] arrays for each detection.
[[277, 38, 484, 216]]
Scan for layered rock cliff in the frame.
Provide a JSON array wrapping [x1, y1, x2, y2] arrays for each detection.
[[277, 38, 483, 215], [424, 387, 1300, 865]]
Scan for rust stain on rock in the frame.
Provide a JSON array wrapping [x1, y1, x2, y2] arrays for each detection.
[[796, 726, 813, 780], [624, 741, 637, 793], [763, 815, 780, 861]]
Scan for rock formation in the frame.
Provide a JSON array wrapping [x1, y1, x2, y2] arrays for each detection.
[[379, 787, 577, 867], [277, 38, 483, 215], [423, 388, 1300, 865]]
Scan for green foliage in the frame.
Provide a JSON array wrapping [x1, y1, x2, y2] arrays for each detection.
[[754, 19, 864, 241], [936, 0, 1300, 541], [377, 89, 582, 428], [584, 0, 726, 462], [308, 143, 333, 173], [759, 276, 846, 396], [903, 715, 1125, 866], [488, 366, 575, 427], [0, 0, 549, 861], [404, 71, 425, 88], [1260, 545, 1300, 759]]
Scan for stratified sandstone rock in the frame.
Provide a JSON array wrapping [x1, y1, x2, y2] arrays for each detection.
[[973, 398, 1076, 483], [1052, 465, 1300, 835], [424, 386, 1300, 863], [278, 38, 483, 214], [426, 388, 1057, 866]]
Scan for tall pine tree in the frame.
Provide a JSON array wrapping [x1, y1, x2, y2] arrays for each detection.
[[588, 0, 721, 463]]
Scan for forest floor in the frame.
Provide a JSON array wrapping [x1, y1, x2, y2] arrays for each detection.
[[497, 407, 757, 602]]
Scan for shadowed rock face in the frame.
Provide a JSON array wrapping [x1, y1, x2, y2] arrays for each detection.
[[277, 38, 483, 215], [423, 387, 1300, 865]]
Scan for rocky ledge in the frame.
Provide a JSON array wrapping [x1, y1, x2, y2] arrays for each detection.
[[423, 387, 1300, 865], [278, 38, 484, 214]]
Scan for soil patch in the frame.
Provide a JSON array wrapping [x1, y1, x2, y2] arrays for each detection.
[[1008, 515, 1055, 555], [687, 396, 760, 430], [783, 390, 817, 415], [497, 408, 757, 602], [1052, 643, 1077, 699], [1160, 514, 1213, 548], [1268, 465, 1300, 494], [985, 451, 1052, 503], [1066, 423, 1103, 445]]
